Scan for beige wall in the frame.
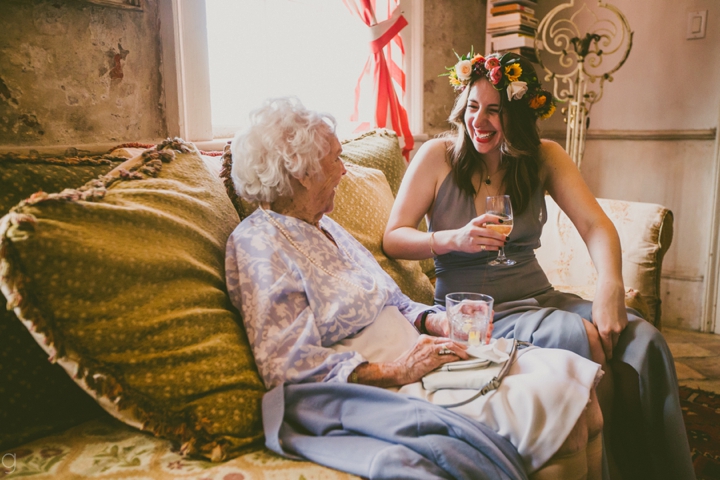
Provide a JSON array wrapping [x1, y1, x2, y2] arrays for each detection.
[[423, 0, 487, 136], [0, 0, 167, 147], [532, 0, 720, 330]]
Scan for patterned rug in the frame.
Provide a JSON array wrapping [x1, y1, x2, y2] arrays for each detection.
[[680, 386, 720, 480]]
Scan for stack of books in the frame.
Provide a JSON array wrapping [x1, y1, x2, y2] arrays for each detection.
[[487, 0, 540, 61]]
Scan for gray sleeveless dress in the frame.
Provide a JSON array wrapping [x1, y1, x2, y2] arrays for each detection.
[[429, 172, 694, 480]]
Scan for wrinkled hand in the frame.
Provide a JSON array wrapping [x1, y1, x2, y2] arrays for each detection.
[[425, 312, 450, 337], [392, 335, 469, 385], [452, 213, 508, 254], [592, 284, 629, 360]]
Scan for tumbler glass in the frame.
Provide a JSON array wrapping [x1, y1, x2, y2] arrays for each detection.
[[446, 292, 494, 346]]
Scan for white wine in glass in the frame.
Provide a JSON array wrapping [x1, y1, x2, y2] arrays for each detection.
[[486, 195, 515, 266]]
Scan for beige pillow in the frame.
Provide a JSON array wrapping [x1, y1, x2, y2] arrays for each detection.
[[339, 129, 435, 280], [340, 129, 407, 197], [329, 163, 434, 304], [0, 140, 266, 461], [537, 195, 672, 327]]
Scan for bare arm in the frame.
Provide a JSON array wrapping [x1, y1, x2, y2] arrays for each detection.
[[383, 139, 506, 259], [542, 140, 627, 359], [383, 139, 447, 259]]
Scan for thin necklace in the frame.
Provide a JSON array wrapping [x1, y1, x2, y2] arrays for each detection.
[[260, 206, 377, 294]]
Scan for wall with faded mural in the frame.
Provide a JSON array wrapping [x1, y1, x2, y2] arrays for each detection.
[[0, 0, 166, 147]]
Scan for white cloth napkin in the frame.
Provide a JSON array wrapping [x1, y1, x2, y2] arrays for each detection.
[[422, 338, 517, 391]]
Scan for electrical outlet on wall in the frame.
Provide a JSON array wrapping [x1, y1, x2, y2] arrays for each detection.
[[686, 10, 707, 39]]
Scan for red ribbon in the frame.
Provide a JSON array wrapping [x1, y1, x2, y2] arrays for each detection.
[[345, 1, 414, 161]]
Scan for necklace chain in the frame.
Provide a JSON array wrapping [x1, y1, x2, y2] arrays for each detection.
[[260, 207, 377, 294]]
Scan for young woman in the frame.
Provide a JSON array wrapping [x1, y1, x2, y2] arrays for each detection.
[[383, 51, 693, 480]]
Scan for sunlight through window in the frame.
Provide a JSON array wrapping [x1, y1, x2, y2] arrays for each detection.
[[205, 0, 371, 139]]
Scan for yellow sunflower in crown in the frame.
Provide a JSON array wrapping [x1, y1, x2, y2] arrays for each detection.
[[505, 63, 522, 82], [540, 104, 556, 119]]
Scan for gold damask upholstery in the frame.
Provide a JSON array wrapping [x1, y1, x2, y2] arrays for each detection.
[[329, 163, 435, 305]]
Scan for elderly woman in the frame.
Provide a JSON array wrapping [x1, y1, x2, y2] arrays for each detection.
[[225, 97, 603, 479]]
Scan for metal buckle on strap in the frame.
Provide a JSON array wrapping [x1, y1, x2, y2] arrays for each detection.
[[435, 339, 526, 409]]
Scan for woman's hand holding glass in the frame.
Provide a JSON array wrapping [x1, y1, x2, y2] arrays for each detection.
[[446, 213, 508, 255], [485, 195, 515, 266]]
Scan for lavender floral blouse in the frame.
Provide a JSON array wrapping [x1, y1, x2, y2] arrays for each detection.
[[225, 208, 429, 390]]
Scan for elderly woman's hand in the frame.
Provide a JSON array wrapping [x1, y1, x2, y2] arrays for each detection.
[[423, 312, 450, 337], [392, 335, 470, 385]]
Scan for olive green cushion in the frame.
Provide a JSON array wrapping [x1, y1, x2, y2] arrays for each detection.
[[0, 141, 265, 461], [328, 163, 434, 305], [0, 153, 125, 451], [0, 153, 126, 214]]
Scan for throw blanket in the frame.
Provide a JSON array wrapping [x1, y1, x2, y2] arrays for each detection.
[[263, 382, 528, 480]]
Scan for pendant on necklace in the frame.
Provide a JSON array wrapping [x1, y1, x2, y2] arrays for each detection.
[[485, 176, 492, 185]]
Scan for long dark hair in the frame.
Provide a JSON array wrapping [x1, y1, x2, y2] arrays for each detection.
[[444, 59, 542, 215]]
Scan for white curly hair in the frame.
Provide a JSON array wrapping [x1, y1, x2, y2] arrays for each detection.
[[230, 97, 337, 203]]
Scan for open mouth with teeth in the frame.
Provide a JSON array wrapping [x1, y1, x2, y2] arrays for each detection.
[[474, 131, 496, 143]]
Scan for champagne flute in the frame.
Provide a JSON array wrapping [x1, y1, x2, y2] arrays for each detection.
[[485, 195, 515, 266]]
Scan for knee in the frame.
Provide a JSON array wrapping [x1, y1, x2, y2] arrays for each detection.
[[585, 388, 603, 440], [556, 388, 604, 457]]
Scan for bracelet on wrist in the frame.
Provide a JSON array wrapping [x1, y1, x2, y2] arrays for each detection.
[[419, 309, 434, 335]]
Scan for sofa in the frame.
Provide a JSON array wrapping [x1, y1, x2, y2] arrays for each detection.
[[0, 129, 671, 479]]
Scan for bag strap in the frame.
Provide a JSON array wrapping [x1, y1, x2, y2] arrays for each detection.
[[434, 340, 531, 409]]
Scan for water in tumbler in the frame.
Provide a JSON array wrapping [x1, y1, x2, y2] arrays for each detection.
[[446, 293, 494, 346]]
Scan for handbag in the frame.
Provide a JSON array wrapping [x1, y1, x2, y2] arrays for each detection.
[[422, 338, 531, 408]]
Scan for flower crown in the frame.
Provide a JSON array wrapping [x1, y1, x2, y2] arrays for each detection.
[[442, 49, 556, 120]]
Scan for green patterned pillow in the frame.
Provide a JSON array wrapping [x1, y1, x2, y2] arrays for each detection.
[[0, 152, 126, 450], [329, 163, 434, 305], [0, 153, 127, 214], [0, 140, 265, 461]]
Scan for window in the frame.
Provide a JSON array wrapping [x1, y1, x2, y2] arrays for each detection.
[[159, 0, 423, 148], [206, 1, 368, 139]]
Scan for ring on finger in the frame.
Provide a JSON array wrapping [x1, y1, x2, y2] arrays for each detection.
[[480, 244, 486, 251], [438, 347, 453, 356]]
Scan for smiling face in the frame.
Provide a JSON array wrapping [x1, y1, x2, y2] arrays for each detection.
[[463, 79, 505, 157]]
